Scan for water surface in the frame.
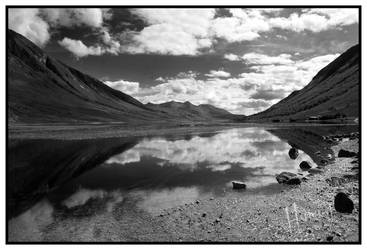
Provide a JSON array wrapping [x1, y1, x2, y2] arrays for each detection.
[[7, 125, 358, 241]]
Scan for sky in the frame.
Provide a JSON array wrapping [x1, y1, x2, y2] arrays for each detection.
[[8, 8, 359, 115]]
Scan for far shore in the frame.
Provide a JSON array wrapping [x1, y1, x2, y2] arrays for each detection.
[[8, 121, 359, 140]]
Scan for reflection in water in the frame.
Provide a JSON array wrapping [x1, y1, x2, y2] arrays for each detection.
[[7, 125, 358, 242]]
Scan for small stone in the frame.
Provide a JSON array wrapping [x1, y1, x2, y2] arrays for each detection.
[[276, 172, 297, 184], [202, 213, 207, 217], [286, 177, 301, 185], [195, 200, 200, 204], [326, 235, 333, 242], [300, 161, 312, 170], [232, 181, 247, 189], [338, 149, 357, 158], [334, 192, 354, 213], [215, 218, 220, 223], [289, 147, 299, 159]]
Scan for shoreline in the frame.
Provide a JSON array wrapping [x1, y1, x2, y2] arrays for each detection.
[[146, 138, 360, 242], [8, 122, 359, 140]]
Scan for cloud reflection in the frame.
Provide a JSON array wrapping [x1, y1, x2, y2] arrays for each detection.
[[105, 128, 314, 188]]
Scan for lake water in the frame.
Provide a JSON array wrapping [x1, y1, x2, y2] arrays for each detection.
[[7, 125, 358, 241]]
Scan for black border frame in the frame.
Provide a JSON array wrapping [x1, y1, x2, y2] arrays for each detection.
[[5, 5, 362, 245]]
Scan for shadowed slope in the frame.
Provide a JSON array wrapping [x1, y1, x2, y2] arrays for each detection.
[[250, 45, 360, 121], [8, 29, 243, 124]]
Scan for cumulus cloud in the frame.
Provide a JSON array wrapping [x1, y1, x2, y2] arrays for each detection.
[[105, 72, 275, 115], [104, 79, 140, 95], [8, 8, 358, 57], [58, 38, 103, 58], [269, 8, 359, 32], [8, 8, 50, 46], [242, 53, 293, 65], [41, 8, 104, 28], [205, 70, 231, 78], [122, 9, 216, 55], [211, 9, 272, 42], [240, 53, 340, 92], [103, 52, 339, 115], [224, 53, 241, 61]]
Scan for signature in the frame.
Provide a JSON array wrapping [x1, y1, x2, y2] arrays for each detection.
[[284, 203, 333, 232]]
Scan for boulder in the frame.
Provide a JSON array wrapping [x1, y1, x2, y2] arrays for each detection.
[[338, 149, 357, 158], [286, 177, 301, 185], [288, 148, 299, 159], [300, 161, 312, 170], [334, 192, 354, 213], [308, 168, 324, 174], [276, 172, 297, 184], [232, 181, 247, 189]]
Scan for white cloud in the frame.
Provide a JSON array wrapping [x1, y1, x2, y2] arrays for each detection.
[[240, 53, 340, 92], [269, 8, 359, 32], [8, 8, 108, 49], [306, 8, 359, 27], [8, 8, 50, 46], [122, 9, 216, 55], [106, 53, 339, 115], [8, 8, 358, 57], [105, 72, 270, 115], [41, 8, 104, 28], [58, 38, 103, 58], [242, 53, 293, 65], [224, 53, 241, 61], [100, 27, 121, 55], [103, 80, 140, 95], [205, 70, 231, 78]]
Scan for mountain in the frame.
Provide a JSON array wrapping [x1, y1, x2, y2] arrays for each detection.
[[146, 101, 245, 121], [7, 29, 243, 124], [250, 44, 360, 122]]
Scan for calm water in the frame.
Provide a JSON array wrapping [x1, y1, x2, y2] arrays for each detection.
[[7, 125, 358, 241]]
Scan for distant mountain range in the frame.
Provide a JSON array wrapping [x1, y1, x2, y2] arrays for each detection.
[[249, 44, 360, 122], [8, 29, 244, 124]]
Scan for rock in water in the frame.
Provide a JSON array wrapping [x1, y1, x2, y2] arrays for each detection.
[[276, 172, 297, 184], [334, 192, 354, 213], [232, 181, 247, 189], [338, 149, 357, 158], [300, 161, 312, 170], [286, 177, 301, 185], [288, 147, 299, 159]]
